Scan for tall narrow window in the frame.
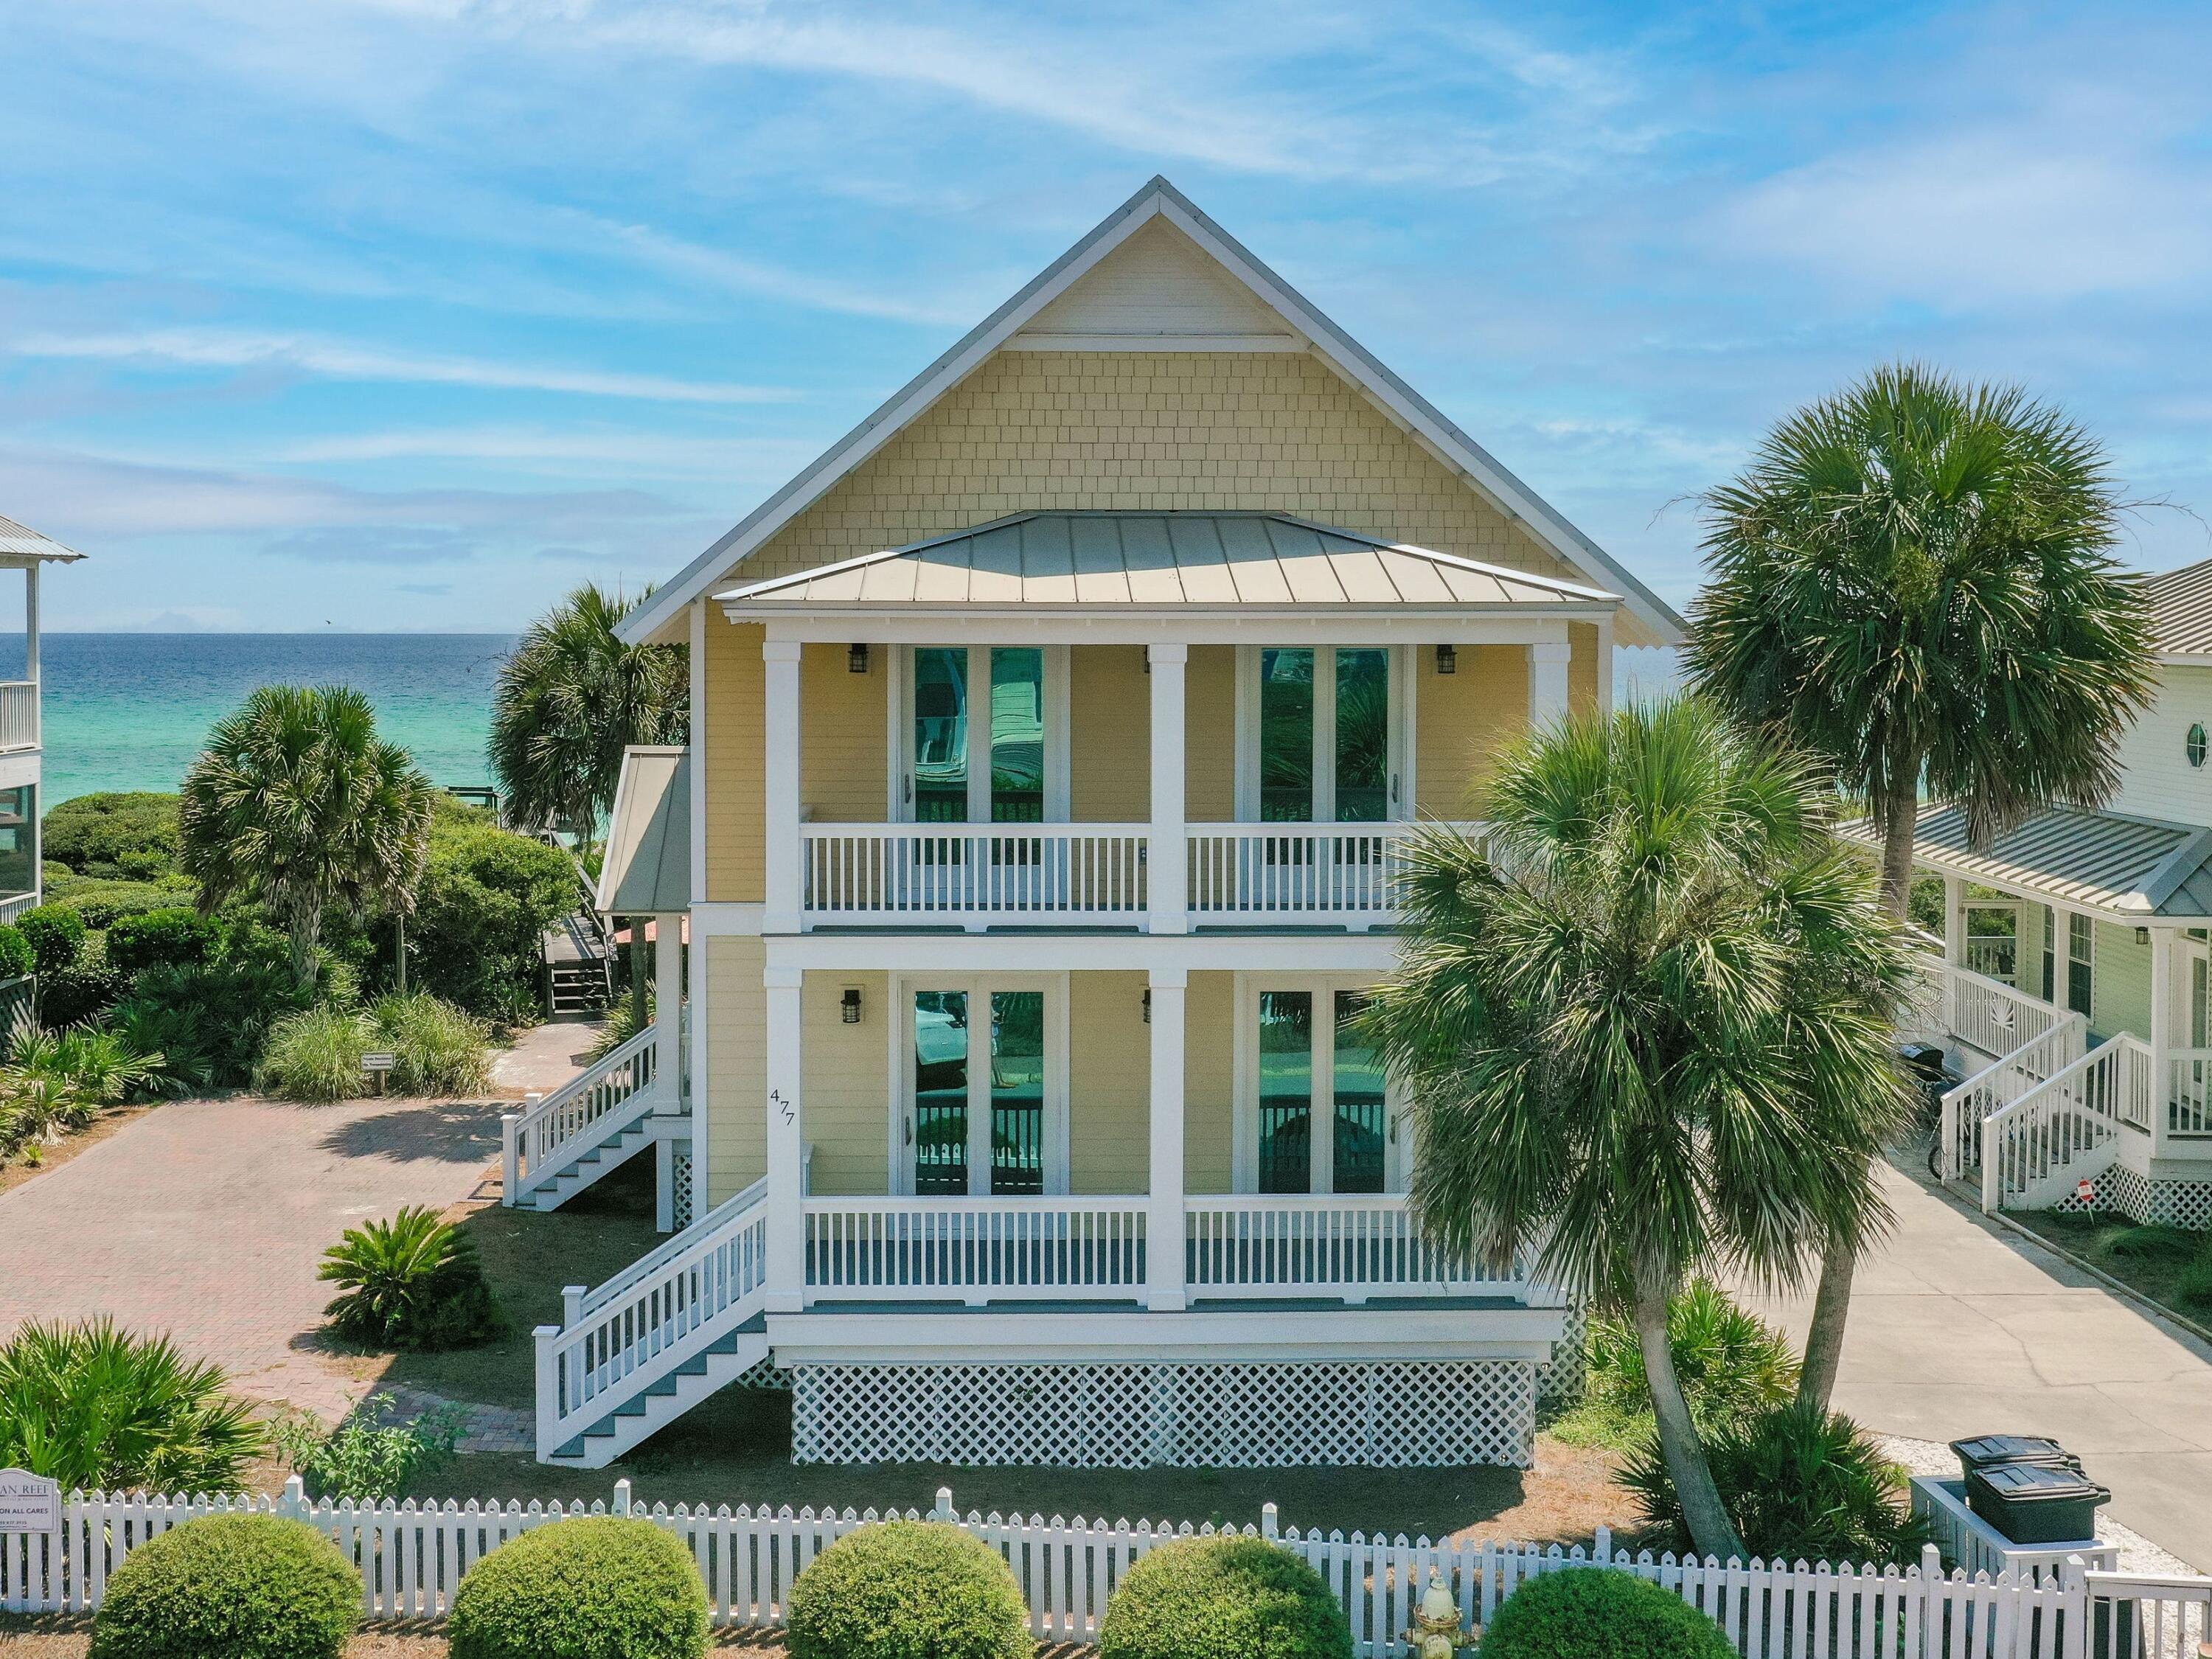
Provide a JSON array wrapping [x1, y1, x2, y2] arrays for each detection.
[[989, 991, 1046, 1194], [913, 648, 968, 824], [989, 649, 1045, 824], [2067, 913, 2095, 1021], [1259, 650, 1316, 823], [1333, 650, 1390, 823], [1257, 991, 1314, 1193], [912, 991, 970, 1194], [1332, 991, 1387, 1194], [2042, 909, 2056, 1005], [0, 784, 32, 901]]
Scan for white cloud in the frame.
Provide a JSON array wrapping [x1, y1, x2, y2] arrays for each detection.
[[10, 327, 793, 403]]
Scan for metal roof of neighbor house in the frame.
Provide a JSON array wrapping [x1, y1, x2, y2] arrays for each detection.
[[595, 747, 689, 915], [1837, 801, 2212, 920], [2146, 557, 2212, 656], [0, 514, 86, 566], [715, 512, 1620, 613], [619, 176, 1683, 650]]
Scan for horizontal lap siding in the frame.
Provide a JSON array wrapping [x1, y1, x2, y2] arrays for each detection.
[[1071, 647, 1149, 822], [1569, 622, 1600, 714], [802, 973, 890, 1195], [1185, 971, 1234, 1194], [705, 622, 765, 903], [707, 934, 766, 1204], [1186, 646, 1236, 822], [1418, 644, 1527, 819], [2112, 664, 2212, 824], [2093, 922, 2154, 1042], [803, 642, 886, 823], [1070, 971, 1148, 1192]]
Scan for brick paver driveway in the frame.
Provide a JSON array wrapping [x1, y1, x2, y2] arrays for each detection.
[[0, 1022, 597, 1421]]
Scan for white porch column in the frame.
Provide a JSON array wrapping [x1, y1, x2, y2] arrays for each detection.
[[764, 965, 805, 1311], [24, 564, 38, 744], [2151, 928, 2173, 1156], [1146, 965, 1188, 1311], [1148, 642, 1188, 935], [1528, 639, 1572, 727], [1943, 877, 1965, 967], [654, 914, 683, 1114], [1593, 618, 1614, 716], [763, 639, 804, 934]]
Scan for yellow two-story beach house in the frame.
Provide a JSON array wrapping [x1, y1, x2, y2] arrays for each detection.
[[505, 178, 1684, 1471]]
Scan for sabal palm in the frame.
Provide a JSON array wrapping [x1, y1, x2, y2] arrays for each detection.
[[178, 684, 434, 989], [1362, 700, 1915, 1560], [1687, 363, 2154, 1405], [489, 583, 688, 846]]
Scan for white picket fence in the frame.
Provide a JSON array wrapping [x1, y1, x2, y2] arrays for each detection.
[[4, 1478, 2208, 1658]]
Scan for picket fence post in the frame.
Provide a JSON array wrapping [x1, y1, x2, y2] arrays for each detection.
[[279, 1475, 307, 1520], [613, 1480, 631, 1517], [1262, 1502, 1279, 1541], [932, 1486, 954, 1523]]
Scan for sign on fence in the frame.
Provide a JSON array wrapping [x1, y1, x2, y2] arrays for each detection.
[[0, 1471, 58, 1534]]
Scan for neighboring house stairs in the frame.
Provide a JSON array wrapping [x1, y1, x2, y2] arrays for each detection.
[[502, 1023, 686, 1215]]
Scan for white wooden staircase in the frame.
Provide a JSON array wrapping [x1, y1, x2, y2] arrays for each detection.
[[502, 1026, 679, 1214]]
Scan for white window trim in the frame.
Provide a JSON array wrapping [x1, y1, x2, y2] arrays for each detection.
[[1233, 645, 1409, 822], [892, 644, 1070, 823], [887, 970, 1071, 1195], [1231, 970, 1404, 1196]]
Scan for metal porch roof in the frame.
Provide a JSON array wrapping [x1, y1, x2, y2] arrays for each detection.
[[714, 512, 1619, 612], [0, 514, 86, 566], [1837, 801, 2212, 920], [595, 747, 690, 915]]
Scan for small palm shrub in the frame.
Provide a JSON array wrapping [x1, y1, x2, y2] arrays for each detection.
[[588, 987, 653, 1061], [106, 906, 223, 975], [12, 1020, 167, 1102], [1585, 1280, 1799, 1434], [448, 1516, 708, 1659], [1100, 1534, 1352, 1659], [109, 998, 222, 1097], [319, 1205, 502, 1349], [1484, 1567, 1731, 1659], [0, 1319, 266, 1491], [375, 991, 493, 1095], [130, 929, 320, 1087], [17, 902, 86, 975], [257, 1004, 372, 1102], [787, 1521, 1029, 1659], [1621, 1399, 1927, 1565], [88, 1513, 361, 1659]]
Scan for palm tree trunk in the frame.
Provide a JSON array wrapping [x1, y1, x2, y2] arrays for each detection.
[[1634, 1270, 1745, 1562], [1802, 751, 1920, 1410]]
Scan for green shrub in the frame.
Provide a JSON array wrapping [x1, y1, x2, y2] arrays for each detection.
[[9, 1022, 166, 1103], [1484, 1567, 1731, 1659], [787, 1520, 1030, 1659], [1584, 1279, 1799, 1436], [2106, 1224, 2196, 1260], [273, 1392, 467, 1500], [44, 792, 181, 877], [374, 991, 493, 1096], [88, 1512, 360, 1659], [0, 1319, 265, 1490], [448, 1516, 708, 1659], [37, 947, 128, 1028], [1100, 1534, 1349, 1659], [18, 902, 86, 975], [122, 926, 318, 1087], [257, 1004, 372, 1102], [366, 810, 572, 1016], [108, 906, 223, 975], [0, 923, 31, 980], [2178, 1242, 2212, 1310], [1620, 1399, 1927, 1565], [45, 875, 200, 928], [319, 1205, 501, 1349]]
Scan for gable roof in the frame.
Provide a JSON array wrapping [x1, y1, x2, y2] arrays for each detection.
[[619, 176, 1683, 649], [717, 511, 1618, 615], [2146, 557, 2212, 658], [0, 514, 86, 566]]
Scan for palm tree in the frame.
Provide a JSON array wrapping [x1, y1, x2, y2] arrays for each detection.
[[178, 685, 434, 989], [1686, 363, 2154, 1407], [489, 583, 688, 847], [1362, 700, 1915, 1560]]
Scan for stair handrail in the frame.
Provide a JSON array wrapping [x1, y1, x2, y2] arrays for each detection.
[[581, 1174, 768, 1317], [503, 1025, 660, 1201], [1979, 1030, 2129, 1213], [1937, 1009, 2087, 1181]]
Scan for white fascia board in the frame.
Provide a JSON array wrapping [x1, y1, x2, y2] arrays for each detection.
[[0, 751, 38, 793], [731, 609, 1593, 646], [765, 931, 1403, 973]]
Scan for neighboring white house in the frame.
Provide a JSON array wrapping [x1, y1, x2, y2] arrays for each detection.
[[502, 177, 1686, 1472], [0, 515, 83, 920], [1857, 557, 2212, 1232]]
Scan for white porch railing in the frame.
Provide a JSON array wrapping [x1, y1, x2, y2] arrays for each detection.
[[1938, 1012, 2088, 1182], [1186, 825, 1419, 925], [801, 824, 1148, 924], [0, 681, 36, 752], [1981, 1033, 2135, 1212], [1925, 955, 2068, 1063], [2166, 1046, 2212, 1137], [1183, 1195, 1525, 1300], [501, 1025, 662, 1206], [803, 1197, 1149, 1301]]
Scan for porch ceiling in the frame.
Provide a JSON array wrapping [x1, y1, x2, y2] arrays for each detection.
[[714, 511, 1619, 614], [1838, 801, 2212, 921]]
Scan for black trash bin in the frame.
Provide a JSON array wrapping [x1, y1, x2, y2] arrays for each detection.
[[1966, 1461, 2112, 1545], [1951, 1433, 2085, 1478]]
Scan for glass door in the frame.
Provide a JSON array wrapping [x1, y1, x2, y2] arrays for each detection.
[[1256, 647, 1394, 823], [908, 647, 1051, 825], [1251, 985, 1394, 1194], [2172, 938, 2211, 1134], [905, 980, 1057, 1194]]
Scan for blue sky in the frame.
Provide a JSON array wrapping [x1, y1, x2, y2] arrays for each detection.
[[4, 1, 2211, 632]]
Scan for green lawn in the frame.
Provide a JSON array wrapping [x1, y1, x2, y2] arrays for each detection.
[[2011, 1209, 2212, 1326]]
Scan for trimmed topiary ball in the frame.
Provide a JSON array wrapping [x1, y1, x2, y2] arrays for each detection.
[[1100, 1535, 1352, 1659], [787, 1520, 1029, 1659], [1482, 1566, 1733, 1659], [88, 1512, 361, 1659], [448, 1516, 708, 1659]]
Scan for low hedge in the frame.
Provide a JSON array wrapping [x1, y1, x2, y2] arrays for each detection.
[[88, 1512, 361, 1659], [1482, 1566, 1733, 1659], [17, 902, 85, 975], [448, 1516, 708, 1659], [1100, 1534, 1351, 1659], [107, 905, 222, 975], [787, 1520, 1029, 1659]]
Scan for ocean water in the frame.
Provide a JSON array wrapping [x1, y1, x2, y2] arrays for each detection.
[[0, 635, 517, 804]]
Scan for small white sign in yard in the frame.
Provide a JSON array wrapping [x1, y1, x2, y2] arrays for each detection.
[[0, 1468, 59, 1532]]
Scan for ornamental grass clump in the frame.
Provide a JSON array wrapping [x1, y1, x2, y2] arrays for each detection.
[[257, 1004, 372, 1102], [1482, 1567, 1732, 1659], [1100, 1534, 1352, 1659], [374, 991, 493, 1096], [319, 1205, 502, 1350], [448, 1516, 708, 1659], [787, 1521, 1029, 1659], [88, 1513, 361, 1659]]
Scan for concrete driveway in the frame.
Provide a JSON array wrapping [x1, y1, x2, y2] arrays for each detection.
[[1740, 1161, 2212, 1571]]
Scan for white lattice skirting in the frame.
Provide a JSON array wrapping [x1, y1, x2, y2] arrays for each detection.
[[669, 1147, 695, 1232], [1534, 1304, 1587, 1407], [790, 1360, 1537, 1469], [2057, 1163, 2212, 1230]]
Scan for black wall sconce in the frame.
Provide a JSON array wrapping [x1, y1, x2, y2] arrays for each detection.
[[1435, 644, 1457, 675], [841, 987, 863, 1024], [1141, 989, 1151, 1024], [847, 642, 870, 675]]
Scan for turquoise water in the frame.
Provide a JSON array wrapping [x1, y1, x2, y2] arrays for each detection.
[[7, 635, 516, 803]]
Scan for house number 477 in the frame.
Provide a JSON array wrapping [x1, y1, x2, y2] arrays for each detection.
[[771, 1089, 794, 1125]]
